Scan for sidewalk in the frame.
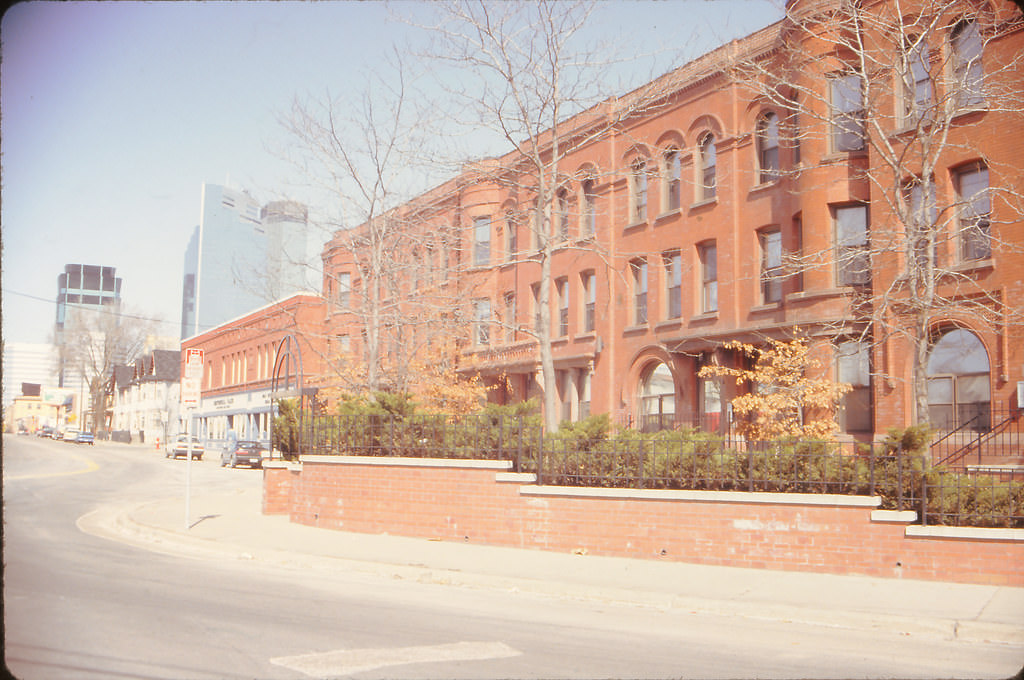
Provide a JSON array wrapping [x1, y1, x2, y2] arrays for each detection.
[[78, 484, 1024, 647]]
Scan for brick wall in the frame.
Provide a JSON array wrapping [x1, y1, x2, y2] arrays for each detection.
[[264, 456, 1024, 586]]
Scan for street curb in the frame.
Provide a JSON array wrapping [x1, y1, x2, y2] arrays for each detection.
[[77, 499, 1024, 648]]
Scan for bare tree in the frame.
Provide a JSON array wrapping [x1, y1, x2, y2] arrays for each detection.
[[280, 52, 476, 401], [417, 0, 677, 429], [58, 305, 152, 433], [732, 0, 1024, 427]]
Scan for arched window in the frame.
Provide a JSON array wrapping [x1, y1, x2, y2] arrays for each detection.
[[699, 133, 716, 200], [555, 187, 570, 241], [756, 113, 779, 183], [581, 179, 597, 236], [927, 328, 990, 429], [902, 36, 932, 123], [951, 19, 983, 108], [664, 149, 681, 211], [631, 158, 648, 221], [640, 362, 675, 432]]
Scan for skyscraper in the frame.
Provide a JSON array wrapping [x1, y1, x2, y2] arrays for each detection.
[[180, 184, 321, 339], [55, 264, 122, 331]]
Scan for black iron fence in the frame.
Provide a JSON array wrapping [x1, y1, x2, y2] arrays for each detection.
[[539, 437, 922, 510], [301, 413, 543, 472], [294, 413, 1023, 528], [922, 468, 1024, 528]]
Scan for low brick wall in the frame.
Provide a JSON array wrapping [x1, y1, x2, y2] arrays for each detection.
[[262, 461, 300, 515], [263, 456, 1024, 586]]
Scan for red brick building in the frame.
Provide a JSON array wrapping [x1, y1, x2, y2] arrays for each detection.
[[326, 0, 1024, 441], [181, 294, 327, 448]]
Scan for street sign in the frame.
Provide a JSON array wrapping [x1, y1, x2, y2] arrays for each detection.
[[182, 348, 204, 407]]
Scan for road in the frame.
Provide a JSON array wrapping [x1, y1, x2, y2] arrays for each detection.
[[3, 434, 1022, 679]]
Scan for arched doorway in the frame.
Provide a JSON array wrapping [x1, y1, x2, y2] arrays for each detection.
[[926, 329, 990, 430], [639, 362, 676, 432]]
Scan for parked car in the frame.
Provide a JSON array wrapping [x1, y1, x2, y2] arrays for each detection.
[[167, 435, 203, 460], [75, 431, 95, 445], [221, 440, 265, 469], [37, 426, 54, 438], [61, 428, 79, 443]]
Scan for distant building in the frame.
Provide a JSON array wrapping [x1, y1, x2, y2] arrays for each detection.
[[110, 349, 181, 445], [180, 184, 322, 340], [2, 342, 57, 410], [55, 264, 122, 331], [262, 200, 321, 298]]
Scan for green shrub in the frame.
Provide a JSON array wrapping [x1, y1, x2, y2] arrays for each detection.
[[883, 424, 932, 455]]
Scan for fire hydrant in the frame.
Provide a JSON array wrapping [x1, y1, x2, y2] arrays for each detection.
[[155, 437, 160, 450]]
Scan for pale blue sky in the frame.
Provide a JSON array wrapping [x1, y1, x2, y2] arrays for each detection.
[[1, 0, 783, 346]]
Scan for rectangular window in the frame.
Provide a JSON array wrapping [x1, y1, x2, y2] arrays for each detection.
[[793, 215, 804, 293], [903, 38, 932, 124], [556, 277, 569, 337], [835, 205, 869, 285], [473, 216, 491, 267], [699, 243, 718, 313], [581, 271, 595, 333], [503, 292, 516, 343], [956, 165, 991, 260], [473, 299, 491, 346], [336, 272, 351, 310], [760, 229, 783, 303], [837, 341, 872, 432], [905, 178, 937, 269], [830, 73, 865, 152], [664, 251, 682, 319], [631, 259, 648, 325]]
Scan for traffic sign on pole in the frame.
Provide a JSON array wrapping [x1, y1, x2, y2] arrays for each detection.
[[182, 348, 204, 530]]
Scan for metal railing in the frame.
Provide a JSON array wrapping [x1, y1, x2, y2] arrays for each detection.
[[300, 413, 542, 473], [931, 405, 1024, 469], [539, 437, 924, 512], [922, 468, 1024, 528]]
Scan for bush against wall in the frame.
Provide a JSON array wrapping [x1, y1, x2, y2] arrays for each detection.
[[698, 336, 851, 440]]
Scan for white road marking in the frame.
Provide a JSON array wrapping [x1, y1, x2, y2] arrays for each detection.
[[270, 640, 520, 677]]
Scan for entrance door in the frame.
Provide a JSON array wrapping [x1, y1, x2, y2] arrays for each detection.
[[640, 363, 675, 432], [926, 329, 990, 430]]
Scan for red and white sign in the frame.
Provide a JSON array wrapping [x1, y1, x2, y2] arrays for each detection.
[[182, 348, 204, 408]]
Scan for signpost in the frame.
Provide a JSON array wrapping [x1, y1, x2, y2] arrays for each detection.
[[182, 349, 204, 529]]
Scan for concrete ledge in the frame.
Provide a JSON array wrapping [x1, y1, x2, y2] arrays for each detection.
[[522, 485, 882, 507], [906, 525, 1024, 542], [263, 461, 301, 471], [871, 510, 918, 523], [965, 464, 1024, 473], [299, 455, 513, 471], [496, 472, 536, 484]]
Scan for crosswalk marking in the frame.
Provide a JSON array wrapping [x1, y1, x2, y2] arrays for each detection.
[[270, 641, 520, 677]]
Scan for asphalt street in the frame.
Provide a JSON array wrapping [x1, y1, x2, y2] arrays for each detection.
[[4, 434, 1023, 679]]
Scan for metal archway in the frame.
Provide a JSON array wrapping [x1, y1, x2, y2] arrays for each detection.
[[270, 334, 314, 458]]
